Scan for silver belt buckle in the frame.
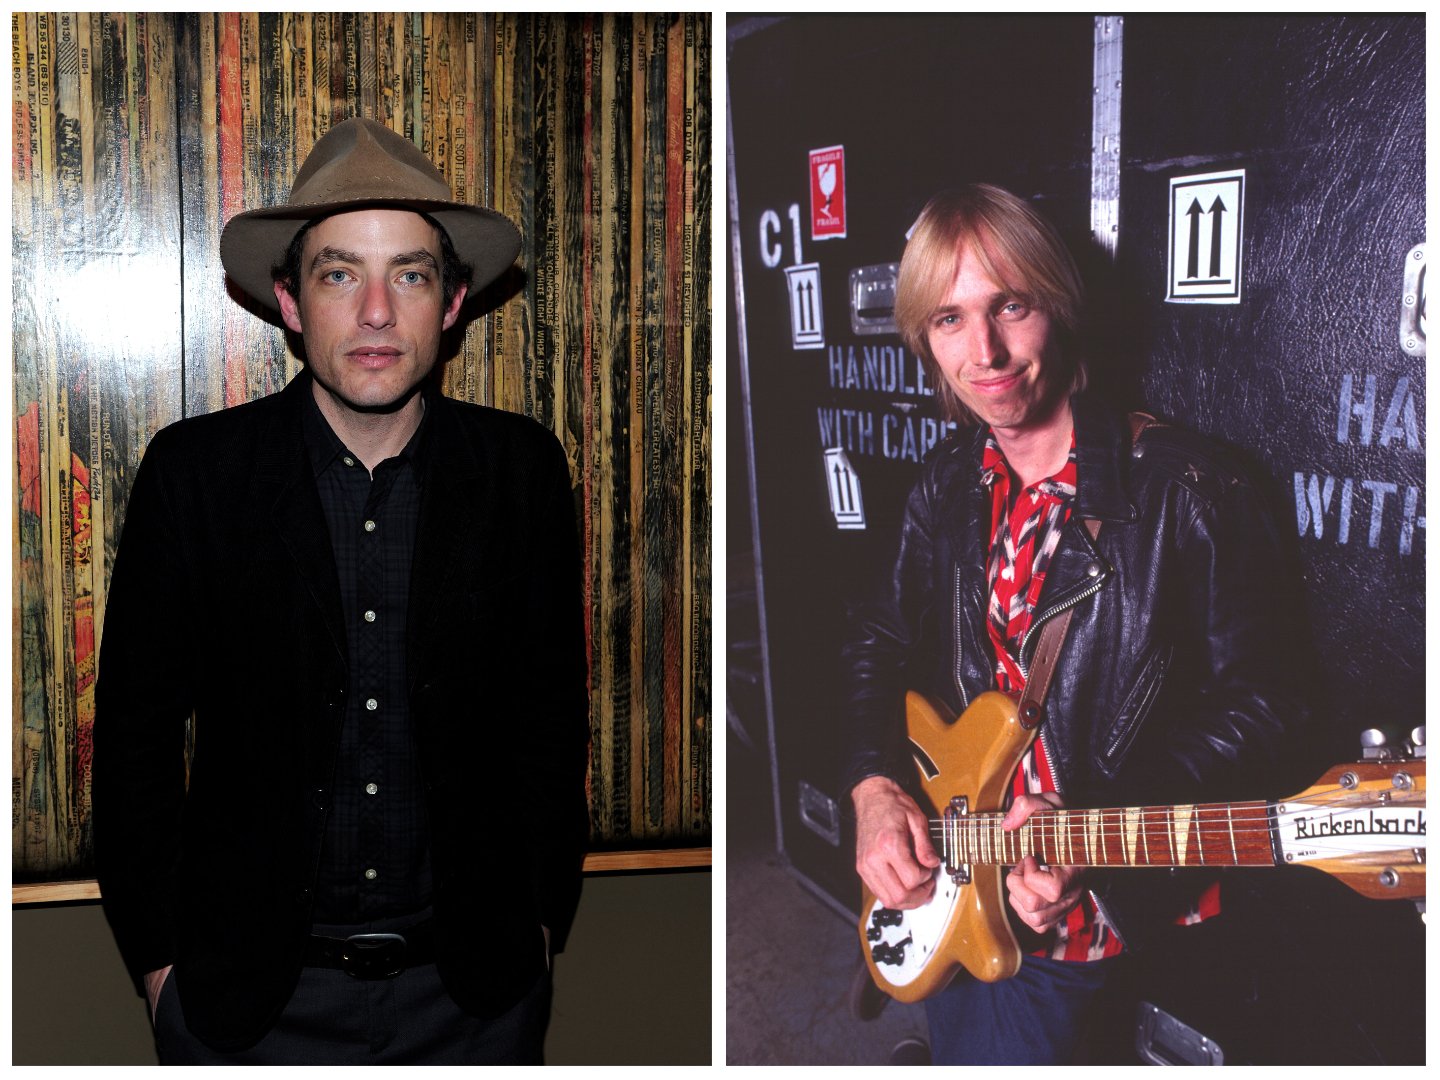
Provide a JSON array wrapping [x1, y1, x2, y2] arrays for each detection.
[[340, 932, 407, 979]]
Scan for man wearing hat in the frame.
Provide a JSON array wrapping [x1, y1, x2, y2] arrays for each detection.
[[93, 118, 590, 1064]]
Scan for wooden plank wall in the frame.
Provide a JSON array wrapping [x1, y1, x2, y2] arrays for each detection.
[[12, 11, 711, 886]]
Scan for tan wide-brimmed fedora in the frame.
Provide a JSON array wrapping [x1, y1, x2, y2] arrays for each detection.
[[220, 117, 520, 313]]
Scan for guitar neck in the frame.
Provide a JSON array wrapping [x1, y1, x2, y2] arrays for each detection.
[[938, 800, 1277, 869]]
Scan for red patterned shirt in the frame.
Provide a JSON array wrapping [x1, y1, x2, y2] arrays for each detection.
[[981, 432, 1218, 963]]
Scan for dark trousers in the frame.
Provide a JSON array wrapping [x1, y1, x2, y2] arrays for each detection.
[[923, 954, 1114, 1065], [153, 963, 551, 1065]]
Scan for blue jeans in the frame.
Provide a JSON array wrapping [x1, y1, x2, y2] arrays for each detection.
[[924, 954, 1114, 1065]]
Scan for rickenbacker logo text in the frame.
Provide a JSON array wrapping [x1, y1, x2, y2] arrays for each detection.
[[1293, 809, 1426, 839]]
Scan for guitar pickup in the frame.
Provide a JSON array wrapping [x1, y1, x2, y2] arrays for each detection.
[[944, 795, 972, 885]]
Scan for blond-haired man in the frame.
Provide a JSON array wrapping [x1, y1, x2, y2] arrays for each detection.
[[845, 184, 1306, 1064]]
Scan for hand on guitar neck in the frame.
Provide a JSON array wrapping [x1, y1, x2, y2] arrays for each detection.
[[1002, 793, 1084, 934], [853, 775, 942, 908]]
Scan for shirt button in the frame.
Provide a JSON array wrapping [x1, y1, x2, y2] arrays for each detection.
[[365, 782, 378, 795], [366, 697, 379, 711], [364, 610, 377, 623], [363, 520, 377, 533], [343, 455, 355, 467], [364, 868, 377, 881]]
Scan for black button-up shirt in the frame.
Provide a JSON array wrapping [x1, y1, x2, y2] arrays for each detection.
[[303, 390, 433, 925]]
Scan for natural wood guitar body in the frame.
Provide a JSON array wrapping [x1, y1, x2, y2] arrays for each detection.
[[858, 690, 1426, 1002]]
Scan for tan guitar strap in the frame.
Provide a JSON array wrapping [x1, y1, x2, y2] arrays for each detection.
[[1016, 518, 1099, 730], [1016, 412, 1154, 730]]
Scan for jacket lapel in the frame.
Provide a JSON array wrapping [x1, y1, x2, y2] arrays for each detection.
[[255, 377, 347, 664], [952, 397, 1133, 675], [942, 428, 999, 694], [1035, 395, 1132, 617], [406, 396, 490, 690], [1071, 395, 1137, 525]]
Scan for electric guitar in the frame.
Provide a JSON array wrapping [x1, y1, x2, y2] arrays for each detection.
[[860, 690, 1427, 1003]]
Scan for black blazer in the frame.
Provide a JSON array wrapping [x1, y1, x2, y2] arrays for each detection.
[[93, 374, 590, 1050]]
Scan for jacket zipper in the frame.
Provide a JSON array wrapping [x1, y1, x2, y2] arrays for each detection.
[[1100, 646, 1169, 763], [999, 532, 1127, 948], [1019, 560, 1109, 799], [1040, 728, 1062, 793], [1087, 887, 1128, 950], [952, 565, 971, 708], [1015, 570, 1108, 682]]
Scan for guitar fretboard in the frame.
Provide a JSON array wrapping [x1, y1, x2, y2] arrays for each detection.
[[937, 801, 1276, 869]]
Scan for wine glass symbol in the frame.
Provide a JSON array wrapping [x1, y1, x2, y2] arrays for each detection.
[[817, 162, 837, 215]]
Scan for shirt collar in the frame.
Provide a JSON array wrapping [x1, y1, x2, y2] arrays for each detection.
[[979, 428, 1078, 501], [301, 380, 435, 481]]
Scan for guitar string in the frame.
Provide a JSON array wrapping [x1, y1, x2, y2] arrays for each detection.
[[920, 789, 1424, 865], [923, 834, 1417, 865], [924, 826, 1401, 865], [926, 813, 1274, 865], [921, 784, 1423, 832]]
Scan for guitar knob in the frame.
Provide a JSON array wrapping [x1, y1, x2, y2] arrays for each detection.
[[867, 926, 882, 942], [871, 938, 910, 967]]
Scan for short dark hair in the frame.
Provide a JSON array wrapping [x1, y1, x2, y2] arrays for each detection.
[[271, 208, 474, 309]]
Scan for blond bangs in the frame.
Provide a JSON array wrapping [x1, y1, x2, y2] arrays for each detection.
[[895, 185, 1087, 423]]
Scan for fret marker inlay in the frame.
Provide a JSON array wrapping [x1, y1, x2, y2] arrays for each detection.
[[1173, 805, 1193, 866], [1123, 808, 1140, 865]]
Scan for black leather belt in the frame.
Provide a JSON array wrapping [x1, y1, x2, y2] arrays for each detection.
[[305, 918, 436, 979]]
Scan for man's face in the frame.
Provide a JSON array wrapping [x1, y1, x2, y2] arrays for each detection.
[[927, 241, 1064, 436], [275, 208, 467, 418]]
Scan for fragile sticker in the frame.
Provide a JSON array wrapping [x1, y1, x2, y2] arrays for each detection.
[[809, 145, 847, 241]]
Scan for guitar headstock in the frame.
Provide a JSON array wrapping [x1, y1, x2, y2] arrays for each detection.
[[1275, 758, 1426, 900]]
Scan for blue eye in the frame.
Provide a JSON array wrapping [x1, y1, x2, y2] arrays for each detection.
[[400, 271, 425, 285]]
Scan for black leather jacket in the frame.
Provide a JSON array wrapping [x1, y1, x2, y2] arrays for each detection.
[[842, 395, 1311, 948]]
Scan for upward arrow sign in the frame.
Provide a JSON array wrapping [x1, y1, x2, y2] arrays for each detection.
[[833, 460, 850, 512], [1169, 172, 1244, 301], [1207, 195, 1227, 279], [1185, 198, 1204, 279], [1183, 195, 1230, 281]]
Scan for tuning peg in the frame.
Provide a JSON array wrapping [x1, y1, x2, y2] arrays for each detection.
[[1408, 726, 1426, 758], [1361, 726, 1406, 760]]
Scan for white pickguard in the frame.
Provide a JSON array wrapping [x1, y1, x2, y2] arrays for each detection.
[[862, 870, 963, 988]]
